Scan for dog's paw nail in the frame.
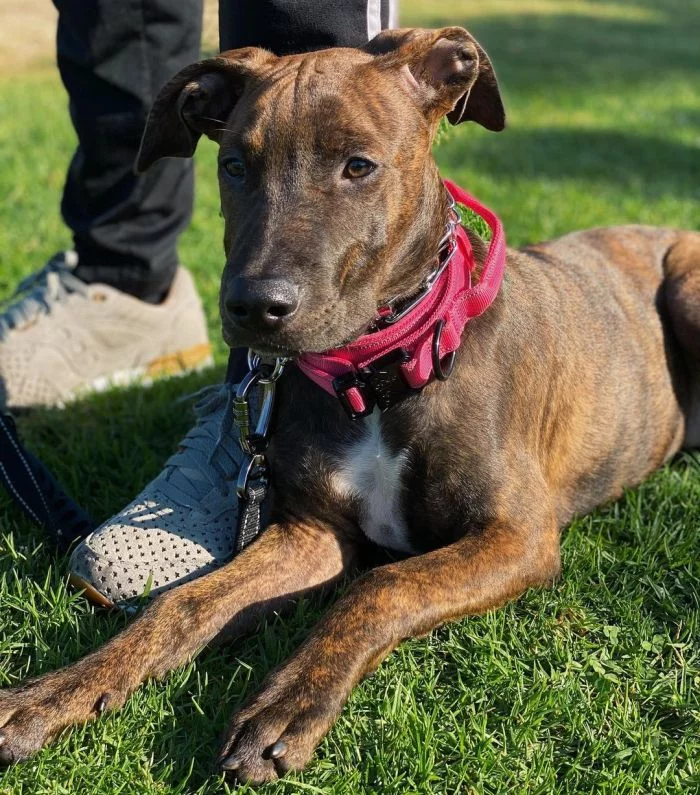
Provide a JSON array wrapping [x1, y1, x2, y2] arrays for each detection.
[[220, 754, 242, 771], [268, 740, 288, 759], [0, 744, 14, 765], [95, 693, 109, 714], [0, 731, 6, 747]]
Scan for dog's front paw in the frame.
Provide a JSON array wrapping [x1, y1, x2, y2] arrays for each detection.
[[218, 663, 345, 784], [0, 667, 125, 765], [0, 682, 68, 765]]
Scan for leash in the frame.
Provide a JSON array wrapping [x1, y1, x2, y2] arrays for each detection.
[[233, 179, 506, 543], [233, 352, 288, 549], [0, 410, 95, 552]]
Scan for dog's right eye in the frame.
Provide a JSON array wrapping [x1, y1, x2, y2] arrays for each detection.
[[344, 158, 377, 179], [221, 158, 246, 180]]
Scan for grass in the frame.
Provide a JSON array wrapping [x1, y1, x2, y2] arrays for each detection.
[[0, 0, 699, 792]]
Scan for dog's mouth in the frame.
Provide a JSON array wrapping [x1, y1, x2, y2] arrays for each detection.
[[221, 314, 376, 359], [249, 342, 301, 359], [221, 328, 299, 358]]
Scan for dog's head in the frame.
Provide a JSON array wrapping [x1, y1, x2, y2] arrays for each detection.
[[137, 27, 505, 356]]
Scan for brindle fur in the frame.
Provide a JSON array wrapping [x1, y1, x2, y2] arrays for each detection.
[[0, 27, 698, 784]]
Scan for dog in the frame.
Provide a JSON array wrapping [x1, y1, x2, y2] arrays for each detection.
[[0, 27, 698, 784]]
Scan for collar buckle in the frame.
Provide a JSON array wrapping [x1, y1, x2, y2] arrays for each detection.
[[333, 348, 415, 421], [359, 348, 413, 412], [332, 373, 375, 420]]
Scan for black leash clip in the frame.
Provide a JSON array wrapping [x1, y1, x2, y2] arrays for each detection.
[[233, 353, 288, 551]]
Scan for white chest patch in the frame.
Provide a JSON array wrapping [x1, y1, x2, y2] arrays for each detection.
[[331, 409, 414, 553]]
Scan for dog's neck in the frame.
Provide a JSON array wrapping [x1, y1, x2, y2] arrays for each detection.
[[295, 176, 507, 420], [379, 166, 454, 311]]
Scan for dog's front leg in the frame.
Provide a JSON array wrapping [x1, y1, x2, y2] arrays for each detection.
[[0, 521, 355, 766], [220, 517, 561, 783]]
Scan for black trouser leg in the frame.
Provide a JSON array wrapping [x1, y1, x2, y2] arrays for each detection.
[[219, 0, 398, 53], [220, 0, 398, 383], [55, 0, 203, 303]]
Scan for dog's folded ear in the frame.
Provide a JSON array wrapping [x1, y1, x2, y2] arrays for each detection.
[[136, 48, 271, 173], [364, 27, 505, 131]]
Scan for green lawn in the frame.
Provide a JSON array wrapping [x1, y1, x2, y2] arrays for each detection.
[[1, 1, 699, 793]]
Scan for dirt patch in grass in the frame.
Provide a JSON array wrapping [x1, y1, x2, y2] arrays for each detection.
[[0, 0, 57, 71]]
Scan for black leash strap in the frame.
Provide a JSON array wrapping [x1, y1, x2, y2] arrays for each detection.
[[0, 410, 94, 551], [235, 481, 267, 552]]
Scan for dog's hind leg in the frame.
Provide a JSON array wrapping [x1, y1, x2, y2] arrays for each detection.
[[664, 233, 700, 446], [0, 521, 357, 766], [665, 233, 700, 359]]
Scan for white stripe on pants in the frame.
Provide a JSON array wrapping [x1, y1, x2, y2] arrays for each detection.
[[367, 0, 399, 41]]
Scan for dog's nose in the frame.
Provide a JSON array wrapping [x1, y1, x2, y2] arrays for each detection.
[[225, 277, 300, 330]]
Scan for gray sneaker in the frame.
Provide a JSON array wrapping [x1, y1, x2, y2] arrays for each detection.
[[0, 252, 212, 409], [69, 383, 247, 608]]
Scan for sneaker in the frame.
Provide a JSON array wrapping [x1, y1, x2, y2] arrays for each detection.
[[69, 382, 248, 608], [0, 252, 213, 409]]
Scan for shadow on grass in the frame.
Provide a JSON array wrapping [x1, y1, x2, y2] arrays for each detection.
[[439, 127, 699, 202], [406, 3, 700, 236], [409, 4, 700, 94]]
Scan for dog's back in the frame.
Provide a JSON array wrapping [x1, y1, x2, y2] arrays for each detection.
[[499, 225, 698, 518]]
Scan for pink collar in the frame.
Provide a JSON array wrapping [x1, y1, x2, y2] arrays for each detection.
[[296, 180, 506, 419]]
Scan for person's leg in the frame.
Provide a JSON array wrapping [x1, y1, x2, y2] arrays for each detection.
[[56, 0, 203, 303], [0, 0, 212, 410], [70, 0, 400, 608], [220, 0, 398, 54]]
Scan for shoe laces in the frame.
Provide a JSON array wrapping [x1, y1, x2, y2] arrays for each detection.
[[158, 383, 251, 511], [0, 252, 88, 341]]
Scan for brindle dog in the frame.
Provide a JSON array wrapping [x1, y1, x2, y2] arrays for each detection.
[[1, 27, 698, 784]]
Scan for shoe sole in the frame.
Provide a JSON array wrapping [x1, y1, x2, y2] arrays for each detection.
[[4, 343, 214, 411], [146, 342, 214, 378], [80, 343, 215, 396], [68, 573, 117, 609]]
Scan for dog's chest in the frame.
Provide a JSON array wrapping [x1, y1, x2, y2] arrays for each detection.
[[330, 410, 414, 553]]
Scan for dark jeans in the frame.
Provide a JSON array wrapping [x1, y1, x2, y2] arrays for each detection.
[[56, 0, 398, 302]]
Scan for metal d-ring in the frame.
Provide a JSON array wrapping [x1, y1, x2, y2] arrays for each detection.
[[246, 350, 289, 383], [431, 319, 456, 381]]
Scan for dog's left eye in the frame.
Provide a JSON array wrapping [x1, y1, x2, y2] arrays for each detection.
[[221, 158, 246, 179], [344, 158, 376, 179]]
